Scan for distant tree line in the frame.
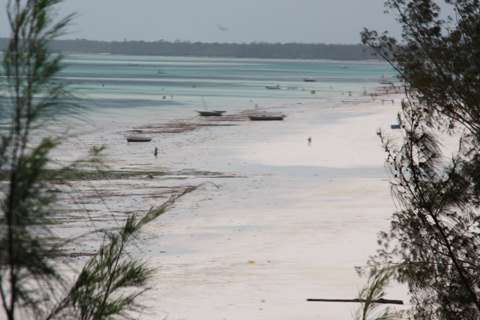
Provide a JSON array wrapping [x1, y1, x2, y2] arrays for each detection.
[[0, 38, 376, 60]]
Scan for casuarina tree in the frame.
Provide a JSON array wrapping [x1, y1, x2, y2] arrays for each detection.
[[1, 1, 194, 319], [361, 1, 480, 319]]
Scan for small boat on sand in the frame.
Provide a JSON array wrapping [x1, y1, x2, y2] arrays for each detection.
[[196, 97, 226, 116], [303, 77, 316, 82], [265, 85, 281, 90], [126, 135, 152, 142], [196, 110, 226, 116], [248, 114, 286, 121]]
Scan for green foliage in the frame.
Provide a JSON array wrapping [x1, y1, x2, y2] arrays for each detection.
[[362, 0, 480, 135], [1, 1, 198, 319], [0, 1, 75, 319], [362, 1, 480, 318], [375, 99, 480, 319], [355, 268, 401, 320], [47, 187, 197, 320], [58, 217, 152, 320]]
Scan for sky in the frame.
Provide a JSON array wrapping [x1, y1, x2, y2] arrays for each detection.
[[0, 0, 446, 44]]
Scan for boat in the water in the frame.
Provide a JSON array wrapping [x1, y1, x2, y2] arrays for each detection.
[[126, 135, 152, 142], [196, 110, 226, 116], [248, 114, 286, 121], [303, 77, 316, 82], [380, 69, 394, 85]]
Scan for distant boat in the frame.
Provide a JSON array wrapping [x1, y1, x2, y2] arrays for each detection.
[[196, 97, 226, 116], [249, 114, 286, 121], [196, 110, 226, 116], [380, 69, 393, 84], [303, 77, 316, 82], [126, 135, 152, 142], [265, 85, 281, 90]]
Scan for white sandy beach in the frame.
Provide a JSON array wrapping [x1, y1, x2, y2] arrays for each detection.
[[53, 94, 408, 319], [132, 97, 406, 319]]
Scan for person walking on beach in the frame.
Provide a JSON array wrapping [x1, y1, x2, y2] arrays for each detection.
[[308, 137, 312, 146]]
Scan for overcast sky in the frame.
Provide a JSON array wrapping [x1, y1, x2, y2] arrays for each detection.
[[0, 0, 451, 44]]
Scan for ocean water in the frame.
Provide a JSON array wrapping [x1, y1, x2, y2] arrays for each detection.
[[60, 54, 394, 124]]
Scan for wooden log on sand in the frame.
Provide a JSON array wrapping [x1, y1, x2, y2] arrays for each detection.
[[306, 298, 404, 305]]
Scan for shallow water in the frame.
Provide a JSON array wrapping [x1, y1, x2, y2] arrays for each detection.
[[59, 54, 393, 124]]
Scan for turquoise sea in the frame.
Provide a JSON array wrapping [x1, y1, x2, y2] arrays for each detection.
[[60, 54, 393, 124]]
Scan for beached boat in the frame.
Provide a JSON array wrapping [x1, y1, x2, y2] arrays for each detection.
[[303, 77, 316, 82], [265, 85, 281, 90], [248, 114, 286, 121], [126, 135, 152, 142], [196, 110, 226, 116], [196, 97, 226, 116]]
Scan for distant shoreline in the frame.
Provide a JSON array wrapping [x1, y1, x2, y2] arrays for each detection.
[[0, 38, 376, 61]]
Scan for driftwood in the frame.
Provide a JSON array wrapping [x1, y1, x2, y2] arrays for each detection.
[[306, 298, 403, 305]]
